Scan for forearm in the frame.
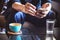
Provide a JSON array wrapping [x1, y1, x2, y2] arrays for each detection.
[[12, 2, 25, 12]]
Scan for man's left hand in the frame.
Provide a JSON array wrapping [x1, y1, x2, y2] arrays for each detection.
[[35, 8, 48, 18], [35, 3, 52, 18]]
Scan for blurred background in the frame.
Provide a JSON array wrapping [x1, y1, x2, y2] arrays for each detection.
[[0, 0, 60, 40]]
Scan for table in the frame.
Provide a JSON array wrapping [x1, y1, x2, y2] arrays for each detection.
[[0, 27, 59, 40], [7, 29, 46, 40]]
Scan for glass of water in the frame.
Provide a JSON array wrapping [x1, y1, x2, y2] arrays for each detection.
[[46, 19, 56, 40]]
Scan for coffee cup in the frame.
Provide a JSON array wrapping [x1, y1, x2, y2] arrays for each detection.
[[9, 23, 22, 32]]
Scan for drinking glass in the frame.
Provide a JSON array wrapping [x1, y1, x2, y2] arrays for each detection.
[[46, 19, 56, 40]]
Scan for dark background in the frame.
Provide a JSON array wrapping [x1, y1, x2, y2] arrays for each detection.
[[52, 0, 60, 27]]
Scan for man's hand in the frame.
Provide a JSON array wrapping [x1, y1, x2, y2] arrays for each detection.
[[12, 2, 36, 16], [42, 3, 52, 14], [35, 3, 52, 18], [35, 8, 48, 18], [25, 2, 36, 16]]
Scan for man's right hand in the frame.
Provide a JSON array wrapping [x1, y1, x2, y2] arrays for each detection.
[[25, 2, 36, 16], [12, 2, 36, 16]]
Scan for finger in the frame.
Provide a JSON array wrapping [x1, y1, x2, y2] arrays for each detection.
[[29, 7, 36, 12], [38, 14, 43, 17], [37, 11, 45, 15], [26, 6, 36, 13], [35, 12, 46, 18], [39, 13, 46, 18], [26, 2, 36, 9], [41, 10, 49, 15], [25, 7, 36, 14], [29, 4, 36, 9], [37, 10, 47, 15], [39, 8, 47, 12], [36, 13, 45, 17], [35, 14, 44, 18], [25, 9, 35, 16], [40, 12, 45, 15]]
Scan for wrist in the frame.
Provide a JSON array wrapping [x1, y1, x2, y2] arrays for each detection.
[[21, 5, 25, 12], [12, 2, 25, 12]]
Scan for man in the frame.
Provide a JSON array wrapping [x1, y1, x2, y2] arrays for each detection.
[[5, 0, 53, 25], [4, 0, 55, 40]]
